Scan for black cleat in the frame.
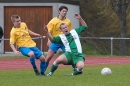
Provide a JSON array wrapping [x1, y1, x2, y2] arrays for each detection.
[[34, 69, 40, 76]]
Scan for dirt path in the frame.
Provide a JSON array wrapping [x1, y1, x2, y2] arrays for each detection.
[[0, 56, 130, 70]]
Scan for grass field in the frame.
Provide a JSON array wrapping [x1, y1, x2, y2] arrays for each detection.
[[0, 64, 130, 86]]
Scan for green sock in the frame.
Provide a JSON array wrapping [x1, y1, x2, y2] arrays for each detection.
[[73, 68, 79, 75], [73, 68, 83, 75], [50, 64, 58, 73]]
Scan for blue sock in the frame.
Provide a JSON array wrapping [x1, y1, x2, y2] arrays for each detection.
[[29, 58, 37, 70], [40, 61, 46, 75]]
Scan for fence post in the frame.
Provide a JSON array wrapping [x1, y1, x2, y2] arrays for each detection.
[[110, 37, 113, 56], [40, 37, 43, 52]]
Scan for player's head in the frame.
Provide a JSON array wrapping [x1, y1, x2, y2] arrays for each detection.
[[11, 14, 21, 28], [58, 6, 68, 17], [60, 23, 69, 35]]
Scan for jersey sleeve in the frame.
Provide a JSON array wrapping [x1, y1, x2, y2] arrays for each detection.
[[10, 29, 16, 44], [52, 36, 62, 44], [74, 26, 88, 35]]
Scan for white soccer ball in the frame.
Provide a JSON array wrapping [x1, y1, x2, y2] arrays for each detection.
[[101, 67, 112, 75]]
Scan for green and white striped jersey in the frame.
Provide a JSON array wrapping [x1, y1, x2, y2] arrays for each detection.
[[52, 26, 88, 53]]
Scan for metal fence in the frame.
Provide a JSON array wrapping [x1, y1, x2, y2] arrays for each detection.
[[1, 37, 130, 57], [80, 37, 130, 56], [0, 36, 46, 57]]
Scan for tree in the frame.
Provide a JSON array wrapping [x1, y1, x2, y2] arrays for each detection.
[[110, 0, 129, 55]]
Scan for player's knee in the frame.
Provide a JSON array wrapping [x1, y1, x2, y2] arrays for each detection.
[[76, 62, 84, 71], [28, 52, 34, 58], [39, 55, 45, 62]]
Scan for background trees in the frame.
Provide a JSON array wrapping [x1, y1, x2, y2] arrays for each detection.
[[79, 0, 130, 55]]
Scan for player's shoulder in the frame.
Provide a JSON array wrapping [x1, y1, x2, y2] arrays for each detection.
[[50, 17, 58, 21], [10, 27, 15, 33], [65, 17, 71, 20]]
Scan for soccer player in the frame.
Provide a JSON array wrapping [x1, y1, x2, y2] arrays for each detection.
[[10, 14, 46, 76], [44, 13, 88, 76], [45, 6, 76, 70]]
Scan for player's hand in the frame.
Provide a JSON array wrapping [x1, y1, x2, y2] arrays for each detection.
[[43, 25, 48, 32], [14, 51, 20, 55], [74, 14, 81, 20], [35, 33, 41, 37]]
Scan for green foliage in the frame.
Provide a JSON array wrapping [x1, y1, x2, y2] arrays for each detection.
[[82, 42, 110, 55], [0, 65, 130, 86], [80, 0, 130, 55]]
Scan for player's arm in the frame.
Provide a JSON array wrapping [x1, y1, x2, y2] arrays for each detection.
[[10, 32, 20, 55], [28, 30, 41, 37], [43, 25, 53, 42], [46, 22, 53, 47], [74, 14, 87, 27], [10, 44, 20, 55], [74, 14, 88, 35]]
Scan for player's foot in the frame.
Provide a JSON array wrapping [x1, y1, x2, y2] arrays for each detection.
[[64, 73, 74, 76], [40, 72, 45, 76], [34, 69, 40, 76], [47, 72, 52, 76]]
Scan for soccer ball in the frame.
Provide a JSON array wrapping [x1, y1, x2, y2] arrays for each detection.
[[101, 67, 112, 75]]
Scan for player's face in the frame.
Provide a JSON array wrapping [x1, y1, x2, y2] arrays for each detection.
[[60, 24, 69, 35], [59, 9, 68, 17], [13, 18, 21, 28]]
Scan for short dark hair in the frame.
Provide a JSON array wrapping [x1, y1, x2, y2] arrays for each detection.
[[59, 6, 68, 11]]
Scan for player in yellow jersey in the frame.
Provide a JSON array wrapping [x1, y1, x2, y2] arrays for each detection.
[[45, 6, 76, 71], [10, 15, 46, 76]]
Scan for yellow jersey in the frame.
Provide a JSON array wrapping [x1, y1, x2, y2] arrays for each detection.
[[10, 22, 36, 48], [47, 17, 72, 37]]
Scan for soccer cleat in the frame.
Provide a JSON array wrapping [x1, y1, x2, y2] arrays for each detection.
[[40, 72, 45, 76], [34, 69, 40, 76], [47, 72, 52, 76], [64, 73, 74, 76]]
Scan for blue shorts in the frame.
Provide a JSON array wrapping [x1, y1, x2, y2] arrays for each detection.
[[49, 43, 65, 53], [19, 47, 43, 59]]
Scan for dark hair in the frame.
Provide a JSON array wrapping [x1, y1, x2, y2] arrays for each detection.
[[59, 6, 68, 11]]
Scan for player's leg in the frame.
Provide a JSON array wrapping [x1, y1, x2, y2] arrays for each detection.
[[64, 53, 85, 76], [45, 49, 55, 68], [31, 47, 46, 76], [47, 54, 68, 76], [60, 44, 76, 71], [72, 55, 85, 75], [73, 61, 84, 75], [19, 47, 40, 75], [45, 43, 62, 70]]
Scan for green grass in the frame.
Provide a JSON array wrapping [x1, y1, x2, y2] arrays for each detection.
[[0, 64, 130, 86], [0, 55, 27, 59]]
